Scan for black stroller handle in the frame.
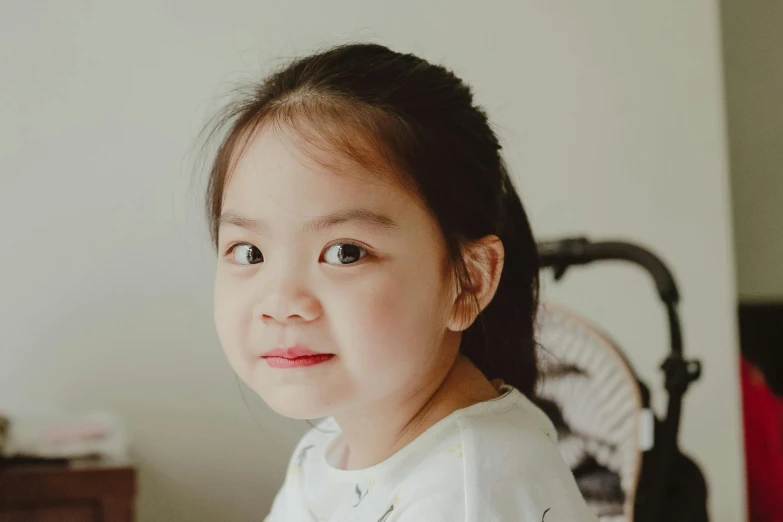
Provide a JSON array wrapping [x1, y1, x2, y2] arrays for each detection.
[[537, 237, 680, 304], [537, 237, 688, 359]]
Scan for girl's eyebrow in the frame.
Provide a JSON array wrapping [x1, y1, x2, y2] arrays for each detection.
[[219, 208, 400, 236]]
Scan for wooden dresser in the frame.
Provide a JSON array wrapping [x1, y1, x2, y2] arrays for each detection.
[[0, 458, 136, 522]]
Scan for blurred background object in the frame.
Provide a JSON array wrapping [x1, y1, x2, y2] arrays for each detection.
[[0, 407, 135, 519], [537, 238, 707, 522], [0, 456, 136, 521], [738, 358, 783, 522], [722, 1, 783, 520], [0, 410, 128, 461]]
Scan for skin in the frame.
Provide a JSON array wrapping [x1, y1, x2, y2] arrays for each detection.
[[213, 122, 505, 470]]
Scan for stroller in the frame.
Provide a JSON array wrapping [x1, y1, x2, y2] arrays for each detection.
[[534, 237, 708, 522]]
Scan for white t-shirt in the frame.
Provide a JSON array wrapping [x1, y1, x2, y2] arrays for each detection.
[[264, 384, 597, 521]]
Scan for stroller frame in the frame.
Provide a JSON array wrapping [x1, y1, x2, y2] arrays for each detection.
[[537, 237, 704, 522]]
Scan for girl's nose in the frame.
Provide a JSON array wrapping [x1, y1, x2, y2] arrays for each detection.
[[254, 272, 322, 325]]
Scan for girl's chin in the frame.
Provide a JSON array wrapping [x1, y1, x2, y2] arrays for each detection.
[[258, 388, 338, 420]]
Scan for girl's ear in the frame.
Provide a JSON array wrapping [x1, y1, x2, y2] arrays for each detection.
[[446, 235, 505, 332]]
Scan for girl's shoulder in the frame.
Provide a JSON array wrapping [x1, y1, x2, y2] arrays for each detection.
[[393, 386, 567, 495], [392, 387, 595, 521], [454, 385, 560, 447]]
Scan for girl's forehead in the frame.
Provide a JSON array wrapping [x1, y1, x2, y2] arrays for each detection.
[[223, 126, 419, 221]]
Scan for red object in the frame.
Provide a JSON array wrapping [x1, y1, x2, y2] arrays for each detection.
[[741, 356, 783, 522]]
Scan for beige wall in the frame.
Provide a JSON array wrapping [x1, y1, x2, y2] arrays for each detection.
[[722, 0, 783, 302], [0, 1, 744, 521]]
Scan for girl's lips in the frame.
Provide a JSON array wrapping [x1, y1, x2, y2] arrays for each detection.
[[263, 353, 335, 369], [261, 345, 328, 359]]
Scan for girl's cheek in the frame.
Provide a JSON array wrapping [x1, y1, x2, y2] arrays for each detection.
[[351, 284, 422, 358], [363, 280, 403, 326], [213, 280, 249, 348], [334, 284, 397, 348]]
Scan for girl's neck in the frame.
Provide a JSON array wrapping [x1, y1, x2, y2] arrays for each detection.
[[331, 354, 500, 471]]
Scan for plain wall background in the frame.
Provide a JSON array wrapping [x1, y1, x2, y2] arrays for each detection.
[[0, 1, 745, 520], [721, 0, 783, 302]]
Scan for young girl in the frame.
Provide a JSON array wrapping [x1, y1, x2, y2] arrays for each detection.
[[205, 43, 595, 521]]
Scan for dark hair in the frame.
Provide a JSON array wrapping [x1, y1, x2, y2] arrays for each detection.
[[201, 43, 540, 398]]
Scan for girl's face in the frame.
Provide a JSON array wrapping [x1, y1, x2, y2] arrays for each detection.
[[213, 125, 462, 420]]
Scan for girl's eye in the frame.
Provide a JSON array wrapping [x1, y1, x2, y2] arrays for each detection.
[[229, 244, 263, 265], [226, 242, 367, 267], [323, 242, 368, 266]]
